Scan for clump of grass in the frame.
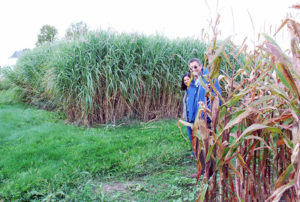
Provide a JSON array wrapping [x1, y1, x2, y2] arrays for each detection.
[[0, 87, 23, 104], [0, 75, 12, 91]]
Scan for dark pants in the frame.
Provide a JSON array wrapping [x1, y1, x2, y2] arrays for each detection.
[[186, 126, 193, 146], [187, 126, 195, 156]]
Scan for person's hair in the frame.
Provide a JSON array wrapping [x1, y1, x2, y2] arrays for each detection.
[[181, 72, 191, 91], [188, 58, 202, 66]]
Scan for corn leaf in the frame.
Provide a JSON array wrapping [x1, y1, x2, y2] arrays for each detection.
[[197, 183, 208, 202], [210, 56, 221, 79], [277, 63, 300, 100], [267, 181, 295, 202], [274, 164, 294, 189], [223, 108, 255, 131]]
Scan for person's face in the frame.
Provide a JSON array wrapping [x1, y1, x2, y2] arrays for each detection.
[[189, 61, 202, 76], [183, 76, 190, 87]]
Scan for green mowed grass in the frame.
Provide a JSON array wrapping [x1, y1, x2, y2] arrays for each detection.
[[0, 103, 199, 201]]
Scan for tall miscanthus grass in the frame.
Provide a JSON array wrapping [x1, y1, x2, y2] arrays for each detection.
[[187, 9, 300, 202], [7, 30, 235, 125], [5, 30, 243, 125], [49, 31, 210, 125], [4, 44, 53, 101]]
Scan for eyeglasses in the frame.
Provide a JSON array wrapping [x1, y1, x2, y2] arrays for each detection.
[[190, 65, 198, 69]]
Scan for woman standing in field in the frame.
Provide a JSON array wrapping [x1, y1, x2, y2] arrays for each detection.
[[181, 72, 193, 157]]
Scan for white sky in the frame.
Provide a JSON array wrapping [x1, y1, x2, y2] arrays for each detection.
[[0, 0, 299, 66]]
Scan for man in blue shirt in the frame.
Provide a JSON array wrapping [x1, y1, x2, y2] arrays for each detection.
[[186, 58, 222, 175], [187, 58, 222, 123]]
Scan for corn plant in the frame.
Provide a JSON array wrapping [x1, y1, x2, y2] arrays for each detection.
[[187, 9, 300, 202]]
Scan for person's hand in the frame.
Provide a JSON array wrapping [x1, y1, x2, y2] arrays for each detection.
[[198, 101, 205, 108]]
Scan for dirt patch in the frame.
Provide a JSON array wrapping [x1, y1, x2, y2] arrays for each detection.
[[101, 182, 128, 193], [101, 181, 143, 194]]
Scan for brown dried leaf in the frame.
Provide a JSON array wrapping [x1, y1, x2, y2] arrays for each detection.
[[223, 107, 256, 131], [265, 42, 290, 66], [228, 161, 243, 180], [178, 119, 194, 127], [237, 154, 255, 180], [274, 18, 289, 37], [199, 120, 210, 141], [277, 63, 300, 100], [212, 96, 219, 128], [245, 135, 274, 153], [288, 18, 300, 39], [292, 123, 300, 146], [267, 181, 295, 202], [264, 113, 293, 126], [275, 164, 294, 189], [291, 143, 300, 165]]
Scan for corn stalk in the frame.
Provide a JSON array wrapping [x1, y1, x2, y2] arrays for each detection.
[[187, 7, 300, 201]]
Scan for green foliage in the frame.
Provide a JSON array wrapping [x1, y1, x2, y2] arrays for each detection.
[[65, 21, 88, 40], [0, 88, 23, 104], [36, 24, 58, 46], [0, 75, 12, 91], [2, 44, 59, 110], [0, 103, 192, 201], [5, 30, 243, 125]]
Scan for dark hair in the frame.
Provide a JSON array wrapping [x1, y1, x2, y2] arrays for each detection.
[[188, 58, 202, 66], [181, 72, 191, 91]]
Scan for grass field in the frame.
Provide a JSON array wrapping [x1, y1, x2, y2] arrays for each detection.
[[0, 100, 200, 201]]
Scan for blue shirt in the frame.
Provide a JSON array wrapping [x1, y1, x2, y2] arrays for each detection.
[[186, 68, 222, 123]]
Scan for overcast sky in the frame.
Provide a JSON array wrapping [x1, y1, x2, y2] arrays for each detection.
[[0, 0, 298, 66]]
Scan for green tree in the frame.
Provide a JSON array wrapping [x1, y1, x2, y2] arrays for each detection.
[[36, 25, 58, 46], [65, 21, 88, 39]]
